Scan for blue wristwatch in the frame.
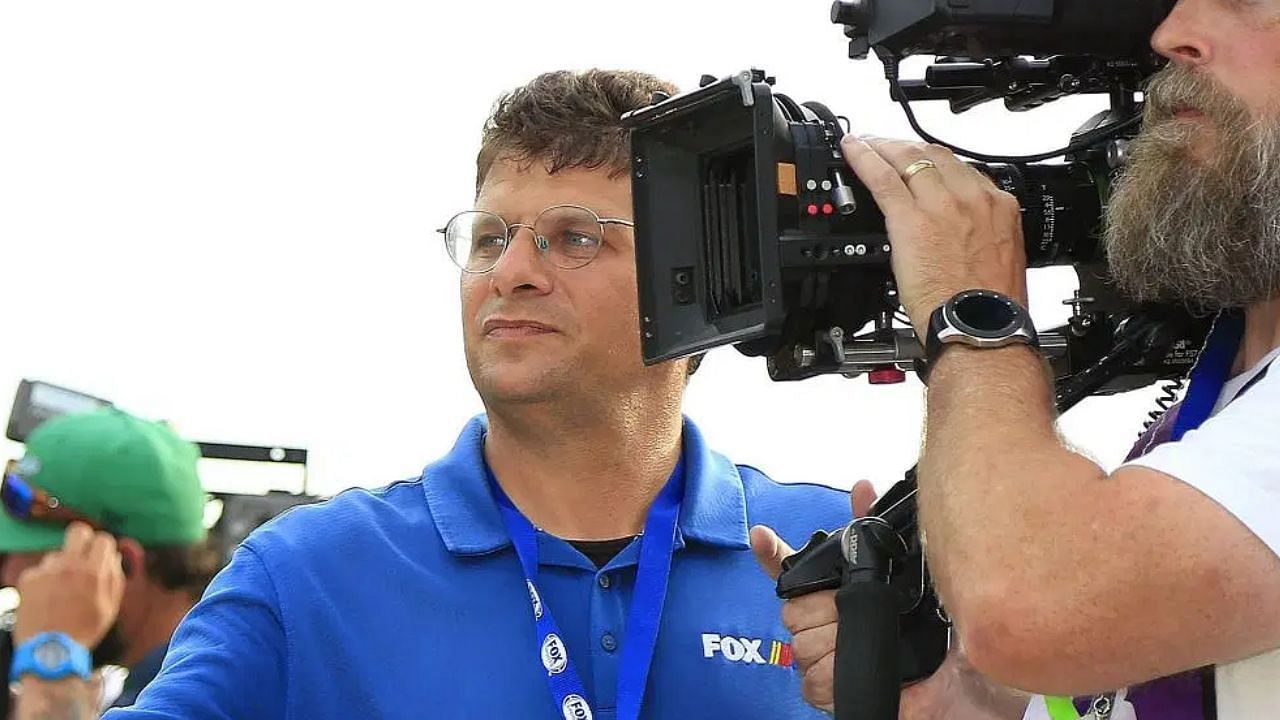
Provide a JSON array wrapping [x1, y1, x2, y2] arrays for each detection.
[[9, 632, 92, 683]]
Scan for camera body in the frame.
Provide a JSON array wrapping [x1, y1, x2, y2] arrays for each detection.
[[624, 70, 1145, 385], [832, 0, 1172, 60]]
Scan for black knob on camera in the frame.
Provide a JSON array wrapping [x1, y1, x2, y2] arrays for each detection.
[[830, 0, 872, 28]]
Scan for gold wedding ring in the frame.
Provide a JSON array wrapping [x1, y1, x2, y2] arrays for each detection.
[[902, 159, 938, 181]]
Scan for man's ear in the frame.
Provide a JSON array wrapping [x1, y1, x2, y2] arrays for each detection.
[[117, 538, 145, 581], [685, 353, 706, 378]]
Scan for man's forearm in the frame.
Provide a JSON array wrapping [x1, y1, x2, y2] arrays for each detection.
[[918, 343, 1105, 623], [15, 678, 98, 720]]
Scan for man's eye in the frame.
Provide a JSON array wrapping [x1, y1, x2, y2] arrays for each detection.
[[563, 232, 599, 248]]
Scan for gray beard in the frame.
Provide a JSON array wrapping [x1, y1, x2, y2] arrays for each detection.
[[1104, 65, 1280, 312]]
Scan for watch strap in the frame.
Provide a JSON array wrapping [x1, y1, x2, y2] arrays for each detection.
[[918, 290, 1038, 384], [9, 632, 92, 683], [922, 304, 950, 380]]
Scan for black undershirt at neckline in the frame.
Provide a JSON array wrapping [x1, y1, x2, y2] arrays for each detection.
[[567, 536, 638, 568]]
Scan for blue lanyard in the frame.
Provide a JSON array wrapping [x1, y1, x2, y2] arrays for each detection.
[[1173, 311, 1245, 441], [489, 459, 685, 720]]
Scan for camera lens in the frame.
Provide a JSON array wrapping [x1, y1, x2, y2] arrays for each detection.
[[976, 162, 1105, 267]]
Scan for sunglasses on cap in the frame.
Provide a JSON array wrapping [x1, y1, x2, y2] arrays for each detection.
[[2, 460, 111, 533]]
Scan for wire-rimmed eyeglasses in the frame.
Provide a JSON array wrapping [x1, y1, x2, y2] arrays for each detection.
[[437, 203, 634, 273]]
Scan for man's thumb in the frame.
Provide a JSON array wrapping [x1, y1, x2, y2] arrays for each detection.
[[750, 525, 795, 582], [852, 479, 878, 518]]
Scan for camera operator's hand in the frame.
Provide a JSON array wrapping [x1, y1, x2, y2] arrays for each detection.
[[13, 522, 126, 649], [841, 136, 1029, 336], [752, 482, 1029, 719], [751, 480, 877, 713]]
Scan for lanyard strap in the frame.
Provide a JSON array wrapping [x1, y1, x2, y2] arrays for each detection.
[[1172, 311, 1245, 441], [1045, 695, 1084, 720], [491, 460, 684, 720], [1044, 693, 1118, 720]]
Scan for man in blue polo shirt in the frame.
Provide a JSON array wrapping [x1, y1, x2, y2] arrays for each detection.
[[13, 70, 855, 719]]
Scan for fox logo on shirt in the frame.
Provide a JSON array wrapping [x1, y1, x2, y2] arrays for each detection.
[[701, 633, 793, 667]]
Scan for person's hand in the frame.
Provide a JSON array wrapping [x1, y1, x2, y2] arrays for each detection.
[[13, 523, 126, 649], [751, 482, 1029, 719], [840, 135, 1029, 336], [751, 480, 877, 713]]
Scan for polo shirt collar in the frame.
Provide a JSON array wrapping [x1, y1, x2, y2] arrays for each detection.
[[421, 415, 749, 556]]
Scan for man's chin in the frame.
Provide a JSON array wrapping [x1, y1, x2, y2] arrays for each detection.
[[1142, 119, 1218, 164], [474, 369, 570, 406]]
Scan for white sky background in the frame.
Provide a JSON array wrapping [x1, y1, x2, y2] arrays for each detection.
[[0, 1, 1170, 498]]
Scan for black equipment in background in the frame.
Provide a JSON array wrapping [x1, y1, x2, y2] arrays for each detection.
[[6, 380, 321, 565], [197, 442, 320, 565], [6, 380, 112, 443], [206, 490, 320, 565]]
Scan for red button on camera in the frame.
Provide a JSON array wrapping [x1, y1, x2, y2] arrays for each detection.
[[869, 367, 907, 385]]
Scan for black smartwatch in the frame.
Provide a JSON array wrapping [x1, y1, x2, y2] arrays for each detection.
[[918, 289, 1039, 384]]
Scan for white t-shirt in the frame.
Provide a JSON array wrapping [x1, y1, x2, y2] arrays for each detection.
[[1025, 345, 1280, 720]]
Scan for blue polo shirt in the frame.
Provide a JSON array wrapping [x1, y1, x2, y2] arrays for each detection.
[[107, 416, 852, 720]]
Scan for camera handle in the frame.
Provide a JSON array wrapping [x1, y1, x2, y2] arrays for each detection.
[[834, 519, 909, 720], [779, 517, 911, 720]]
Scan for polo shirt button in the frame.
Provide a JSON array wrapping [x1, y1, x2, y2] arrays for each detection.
[[601, 632, 618, 652], [598, 574, 611, 589]]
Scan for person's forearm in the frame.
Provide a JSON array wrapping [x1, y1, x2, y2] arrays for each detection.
[[15, 678, 98, 720], [918, 344, 1106, 626]]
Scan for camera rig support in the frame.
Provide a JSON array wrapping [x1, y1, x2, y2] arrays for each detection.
[[774, 304, 1205, 720]]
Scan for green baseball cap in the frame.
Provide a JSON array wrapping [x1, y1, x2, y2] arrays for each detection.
[[0, 407, 207, 552]]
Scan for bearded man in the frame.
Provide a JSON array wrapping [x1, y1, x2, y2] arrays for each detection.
[[752, 0, 1280, 717]]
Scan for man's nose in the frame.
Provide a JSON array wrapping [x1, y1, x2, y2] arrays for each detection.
[[490, 226, 554, 296], [1150, 0, 1212, 67]]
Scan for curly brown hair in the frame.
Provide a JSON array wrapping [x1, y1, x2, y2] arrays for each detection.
[[475, 69, 678, 192]]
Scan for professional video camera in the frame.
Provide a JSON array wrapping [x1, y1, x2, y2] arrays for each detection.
[[621, 0, 1189, 387], [622, 2, 1198, 719]]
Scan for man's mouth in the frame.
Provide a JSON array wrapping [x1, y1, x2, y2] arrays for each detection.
[[1172, 104, 1205, 120], [482, 318, 559, 338]]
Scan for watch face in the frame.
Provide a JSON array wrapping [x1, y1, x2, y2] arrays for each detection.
[[949, 292, 1020, 338], [33, 640, 70, 669]]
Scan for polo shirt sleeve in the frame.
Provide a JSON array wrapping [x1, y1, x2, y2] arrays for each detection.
[[102, 544, 287, 720], [1121, 367, 1280, 560]]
